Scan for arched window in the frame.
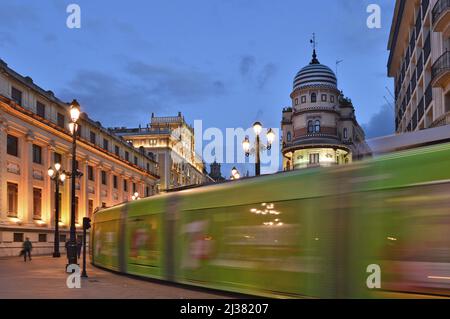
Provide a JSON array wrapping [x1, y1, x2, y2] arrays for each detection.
[[314, 120, 321, 133], [287, 131, 292, 142], [308, 120, 314, 133], [311, 93, 317, 103]]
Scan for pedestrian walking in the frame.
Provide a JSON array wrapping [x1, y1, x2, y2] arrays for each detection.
[[76, 238, 82, 259], [22, 237, 32, 262]]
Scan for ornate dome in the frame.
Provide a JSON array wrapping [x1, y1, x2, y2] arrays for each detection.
[[293, 50, 337, 91]]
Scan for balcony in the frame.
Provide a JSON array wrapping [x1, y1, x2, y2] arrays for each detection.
[[424, 33, 431, 63], [431, 111, 450, 127], [432, 51, 450, 87], [425, 83, 433, 109], [432, 0, 450, 32]]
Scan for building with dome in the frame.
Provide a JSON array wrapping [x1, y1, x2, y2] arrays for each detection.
[[281, 49, 370, 170]]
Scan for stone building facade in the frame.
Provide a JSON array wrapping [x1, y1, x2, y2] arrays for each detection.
[[0, 59, 159, 256], [281, 50, 369, 170]]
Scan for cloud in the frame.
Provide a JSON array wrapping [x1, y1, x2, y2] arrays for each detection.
[[0, 3, 39, 29], [239, 55, 256, 76], [257, 63, 277, 89], [362, 104, 395, 138], [126, 61, 226, 103], [58, 69, 160, 127], [238, 56, 277, 90], [58, 61, 226, 127]]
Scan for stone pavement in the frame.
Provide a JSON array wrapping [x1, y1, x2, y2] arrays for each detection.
[[0, 255, 237, 299]]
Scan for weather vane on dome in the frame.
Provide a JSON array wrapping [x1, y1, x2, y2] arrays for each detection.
[[309, 33, 320, 64]]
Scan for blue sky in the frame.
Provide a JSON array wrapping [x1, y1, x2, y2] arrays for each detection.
[[0, 0, 395, 176]]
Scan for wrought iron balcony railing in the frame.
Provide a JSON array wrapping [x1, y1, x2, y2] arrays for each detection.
[[432, 51, 450, 83], [432, 0, 450, 25]]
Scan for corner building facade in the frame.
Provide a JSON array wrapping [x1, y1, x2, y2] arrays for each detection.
[[281, 51, 369, 170], [0, 59, 159, 257], [388, 0, 450, 133], [111, 113, 210, 192]]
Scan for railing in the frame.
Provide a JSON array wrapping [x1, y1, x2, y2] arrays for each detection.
[[431, 112, 450, 127], [409, 30, 416, 55], [411, 70, 417, 93], [416, 10, 422, 39], [432, 50, 450, 82], [418, 96, 425, 123], [417, 52, 423, 79], [424, 32, 431, 62], [425, 83, 433, 109], [432, 0, 450, 25], [406, 84, 411, 105], [422, 0, 430, 15], [412, 110, 418, 130]]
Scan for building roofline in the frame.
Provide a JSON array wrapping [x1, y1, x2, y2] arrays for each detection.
[[0, 58, 157, 164]]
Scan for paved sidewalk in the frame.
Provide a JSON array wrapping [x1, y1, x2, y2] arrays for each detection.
[[0, 255, 235, 299]]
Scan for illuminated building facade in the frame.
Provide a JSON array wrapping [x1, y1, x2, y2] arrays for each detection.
[[388, 0, 450, 133], [111, 113, 210, 191], [0, 59, 159, 256], [281, 50, 369, 170]]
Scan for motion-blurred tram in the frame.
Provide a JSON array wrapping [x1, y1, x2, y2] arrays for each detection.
[[91, 140, 450, 298]]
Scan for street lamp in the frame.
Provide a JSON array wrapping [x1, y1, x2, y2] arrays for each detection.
[[67, 99, 81, 267], [47, 163, 67, 258], [231, 166, 240, 180], [242, 122, 275, 176], [131, 192, 140, 200]]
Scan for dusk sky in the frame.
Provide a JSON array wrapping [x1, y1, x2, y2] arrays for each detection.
[[0, 0, 395, 175]]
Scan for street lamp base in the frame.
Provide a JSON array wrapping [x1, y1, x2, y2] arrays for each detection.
[[52, 252, 61, 258], [81, 272, 88, 278]]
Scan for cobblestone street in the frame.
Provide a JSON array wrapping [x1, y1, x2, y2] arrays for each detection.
[[0, 256, 236, 299]]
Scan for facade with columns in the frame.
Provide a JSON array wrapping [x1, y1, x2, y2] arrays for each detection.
[[111, 112, 211, 191], [0, 59, 159, 257]]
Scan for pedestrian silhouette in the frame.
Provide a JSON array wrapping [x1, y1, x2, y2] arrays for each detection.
[[22, 237, 32, 262], [77, 238, 82, 259]]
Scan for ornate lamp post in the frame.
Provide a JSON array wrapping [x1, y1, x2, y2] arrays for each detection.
[[131, 192, 140, 201], [242, 122, 275, 176], [231, 166, 240, 180], [47, 163, 67, 258], [67, 99, 81, 266]]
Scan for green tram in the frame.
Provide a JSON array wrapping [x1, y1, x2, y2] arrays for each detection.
[[91, 142, 450, 298]]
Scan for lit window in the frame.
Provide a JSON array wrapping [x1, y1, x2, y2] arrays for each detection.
[[7, 134, 19, 157], [36, 101, 46, 118], [32, 144, 42, 164], [309, 153, 320, 164], [11, 87, 22, 105], [7, 182, 18, 217], [321, 94, 327, 102], [314, 120, 321, 133], [308, 120, 314, 133], [33, 188, 42, 219], [301, 96, 307, 103]]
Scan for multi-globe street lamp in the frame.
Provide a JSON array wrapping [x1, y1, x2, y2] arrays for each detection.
[[242, 122, 275, 176], [47, 163, 67, 258], [131, 192, 140, 201], [231, 167, 240, 180], [67, 99, 82, 266]]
